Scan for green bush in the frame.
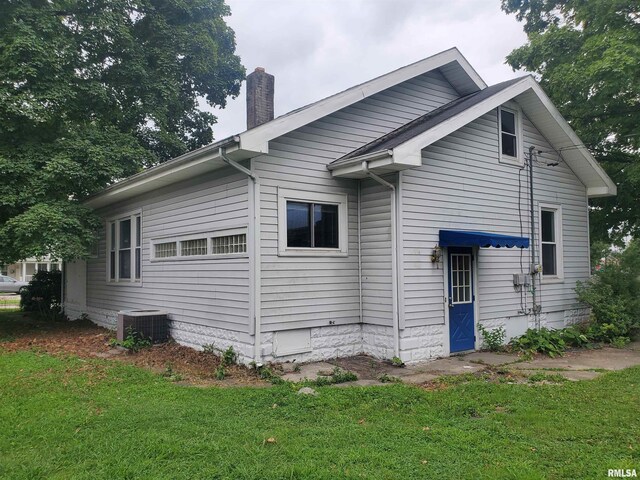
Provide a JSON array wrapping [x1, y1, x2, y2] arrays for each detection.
[[576, 239, 640, 343], [509, 328, 566, 357], [19, 270, 65, 321]]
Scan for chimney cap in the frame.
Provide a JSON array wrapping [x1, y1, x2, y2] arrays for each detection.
[[254, 67, 266, 73]]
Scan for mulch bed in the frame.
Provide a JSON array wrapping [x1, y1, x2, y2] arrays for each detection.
[[0, 314, 267, 387]]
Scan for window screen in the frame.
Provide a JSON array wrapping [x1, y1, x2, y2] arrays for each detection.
[[500, 109, 517, 157], [287, 201, 339, 248]]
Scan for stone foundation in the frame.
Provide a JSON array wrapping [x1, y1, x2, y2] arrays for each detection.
[[66, 302, 590, 366], [261, 324, 363, 364], [399, 325, 446, 362]]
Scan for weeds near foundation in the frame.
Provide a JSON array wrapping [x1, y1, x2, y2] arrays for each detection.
[[378, 373, 402, 383], [478, 325, 506, 352], [109, 327, 151, 352]]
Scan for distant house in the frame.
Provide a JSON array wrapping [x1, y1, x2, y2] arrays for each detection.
[[63, 48, 615, 364], [1, 256, 61, 282]]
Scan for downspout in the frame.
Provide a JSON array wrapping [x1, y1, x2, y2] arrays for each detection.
[[362, 161, 400, 358], [528, 145, 539, 330], [220, 148, 262, 364], [357, 181, 363, 324], [61, 261, 65, 315]]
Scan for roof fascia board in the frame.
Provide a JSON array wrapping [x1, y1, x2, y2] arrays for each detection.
[[85, 140, 240, 209], [238, 48, 486, 153], [528, 82, 617, 196]]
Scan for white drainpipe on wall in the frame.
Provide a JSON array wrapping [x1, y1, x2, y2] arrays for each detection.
[[220, 148, 262, 364], [362, 161, 400, 358]]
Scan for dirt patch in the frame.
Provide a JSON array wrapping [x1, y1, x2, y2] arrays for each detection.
[[0, 316, 267, 387]]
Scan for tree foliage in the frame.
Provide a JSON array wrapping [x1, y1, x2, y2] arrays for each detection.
[[0, 0, 244, 263], [501, 0, 640, 244]]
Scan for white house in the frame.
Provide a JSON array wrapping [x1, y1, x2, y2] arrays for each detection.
[[63, 48, 616, 364]]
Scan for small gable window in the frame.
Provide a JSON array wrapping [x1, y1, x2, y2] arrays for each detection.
[[498, 107, 522, 165]]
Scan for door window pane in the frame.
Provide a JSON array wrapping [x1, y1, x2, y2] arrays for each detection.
[[450, 254, 472, 304]]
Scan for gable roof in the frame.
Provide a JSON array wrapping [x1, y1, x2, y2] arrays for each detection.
[[236, 47, 486, 154], [86, 48, 485, 209], [334, 77, 522, 163], [328, 76, 616, 198]]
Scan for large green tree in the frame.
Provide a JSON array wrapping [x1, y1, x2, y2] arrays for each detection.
[[0, 0, 244, 263], [502, 0, 640, 245]]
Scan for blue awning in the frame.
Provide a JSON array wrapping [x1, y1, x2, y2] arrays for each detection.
[[439, 230, 529, 248]]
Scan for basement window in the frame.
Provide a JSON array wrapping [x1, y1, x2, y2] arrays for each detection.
[[278, 188, 348, 256]]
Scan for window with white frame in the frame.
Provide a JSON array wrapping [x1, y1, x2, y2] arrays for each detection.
[[150, 228, 248, 260], [540, 205, 563, 279], [212, 233, 247, 254], [277, 188, 348, 256], [498, 106, 522, 164], [181, 238, 207, 256], [107, 211, 142, 282]]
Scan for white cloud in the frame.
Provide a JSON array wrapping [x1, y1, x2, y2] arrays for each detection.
[[209, 0, 527, 140]]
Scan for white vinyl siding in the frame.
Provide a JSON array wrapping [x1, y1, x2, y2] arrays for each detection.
[[401, 109, 589, 334], [86, 167, 251, 333], [360, 178, 394, 326], [255, 69, 460, 332]]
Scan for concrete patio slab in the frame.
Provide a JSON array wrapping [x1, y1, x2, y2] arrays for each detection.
[[512, 347, 640, 371], [277, 343, 640, 386], [281, 362, 335, 382], [462, 351, 520, 366]]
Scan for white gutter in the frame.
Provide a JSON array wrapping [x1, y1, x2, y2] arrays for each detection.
[[361, 161, 400, 359], [219, 148, 262, 364]]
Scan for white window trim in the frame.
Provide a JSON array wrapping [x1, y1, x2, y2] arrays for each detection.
[[498, 104, 524, 166], [538, 203, 564, 283], [106, 209, 142, 285], [277, 187, 348, 257], [150, 226, 249, 262]]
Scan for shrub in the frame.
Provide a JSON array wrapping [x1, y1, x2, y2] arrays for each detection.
[[20, 270, 65, 321], [576, 239, 640, 343], [478, 324, 506, 352], [509, 328, 566, 357]]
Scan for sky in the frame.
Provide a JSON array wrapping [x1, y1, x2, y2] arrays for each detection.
[[210, 0, 529, 140]]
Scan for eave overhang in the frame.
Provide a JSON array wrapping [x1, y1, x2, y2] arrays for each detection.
[[329, 76, 616, 199]]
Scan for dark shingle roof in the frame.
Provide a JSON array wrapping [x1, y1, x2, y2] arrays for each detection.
[[333, 77, 526, 162]]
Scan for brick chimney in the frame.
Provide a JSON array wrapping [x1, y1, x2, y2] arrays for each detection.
[[246, 67, 274, 129]]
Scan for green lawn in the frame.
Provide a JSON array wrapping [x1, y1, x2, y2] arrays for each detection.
[[0, 335, 638, 478]]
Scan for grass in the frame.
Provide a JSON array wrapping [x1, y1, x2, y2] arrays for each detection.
[[0, 296, 20, 309], [0, 355, 638, 478], [0, 313, 638, 478]]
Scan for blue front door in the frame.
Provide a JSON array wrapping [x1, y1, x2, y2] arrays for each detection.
[[448, 247, 475, 353]]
